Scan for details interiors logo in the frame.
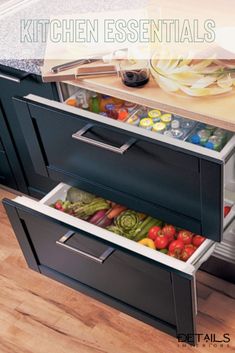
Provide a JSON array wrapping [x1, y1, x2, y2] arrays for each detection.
[[177, 333, 231, 348]]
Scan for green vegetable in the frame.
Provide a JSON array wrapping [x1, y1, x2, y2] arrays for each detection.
[[73, 198, 110, 219], [115, 210, 140, 233], [106, 225, 124, 236], [159, 248, 168, 254], [62, 200, 71, 210], [67, 201, 84, 210], [134, 216, 163, 241], [66, 187, 95, 204]]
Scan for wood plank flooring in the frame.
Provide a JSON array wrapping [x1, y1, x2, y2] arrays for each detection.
[[0, 188, 235, 353]]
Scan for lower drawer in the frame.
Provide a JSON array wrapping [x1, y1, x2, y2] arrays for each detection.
[[3, 182, 217, 344]]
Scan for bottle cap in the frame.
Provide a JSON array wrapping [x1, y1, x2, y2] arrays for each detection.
[[204, 142, 214, 150], [139, 118, 154, 128], [171, 119, 180, 129], [152, 122, 166, 132], [148, 110, 162, 119], [191, 134, 200, 144], [161, 114, 172, 124]]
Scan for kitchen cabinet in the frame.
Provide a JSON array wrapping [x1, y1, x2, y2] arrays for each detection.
[[2, 76, 235, 345], [0, 142, 17, 189], [0, 98, 22, 190], [0, 65, 58, 197]]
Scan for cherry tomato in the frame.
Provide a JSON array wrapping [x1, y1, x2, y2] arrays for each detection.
[[224, 206, 231, 217], [162, 225, 176, 242], [181, 244, 196, 261], [55, 201, 63, 210], [154, 233, 169, 249], [192, 235, 206, 247], [168, 240, 184, 256], [177, 230, 193, 245], [148, 226, 162, 241]]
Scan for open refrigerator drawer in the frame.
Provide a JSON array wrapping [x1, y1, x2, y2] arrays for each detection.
[[12, 91, 235, 241], [3, 181, 220, 344]]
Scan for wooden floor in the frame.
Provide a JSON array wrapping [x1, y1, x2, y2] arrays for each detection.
[[0, 188, 235, 353]]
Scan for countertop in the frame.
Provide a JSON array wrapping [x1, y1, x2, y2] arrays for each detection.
[[0, 0, 147, 75]]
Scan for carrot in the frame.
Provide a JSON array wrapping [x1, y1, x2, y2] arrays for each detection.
[[66, 98, 77, 107], [107, 205, 127, 219]]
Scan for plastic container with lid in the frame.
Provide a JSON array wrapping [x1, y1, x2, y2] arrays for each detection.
[[161, 114, 172, 126], [148, 109, 162, 122], [152, 122, 167, 134], [139, 118, 154, 130], [126, 113, 140, 126], [169, 120, 184, 139]]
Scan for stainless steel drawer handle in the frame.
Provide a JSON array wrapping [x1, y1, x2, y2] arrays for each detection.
[[56, 230, 115, 264], [72, 123, 136, 154], [0, 72, 25, 83]]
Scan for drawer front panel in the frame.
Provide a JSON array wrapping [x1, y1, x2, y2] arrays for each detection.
[[19, 209, 176, 325], [13, 97, 223, 241]]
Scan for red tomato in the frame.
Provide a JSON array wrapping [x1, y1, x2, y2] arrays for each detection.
[[192, 235, 206, 247], [224, 206, 231, 217], [181, 244, 196, 261], [55, 201, 63, 210], [148, 226, 162, 241], [162, 225, 176, 242], [168, 240, 184, 256], [168, 251, 180, 259], [177, 230, 193, 245], [154, 233, 169, 249]]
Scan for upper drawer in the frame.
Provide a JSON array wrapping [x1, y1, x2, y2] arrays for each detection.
[[13, 94, 235, 241]]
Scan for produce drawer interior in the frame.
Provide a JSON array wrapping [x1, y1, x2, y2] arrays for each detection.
[[38, 182, 235, 270], [59, 83, 234, 154]]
